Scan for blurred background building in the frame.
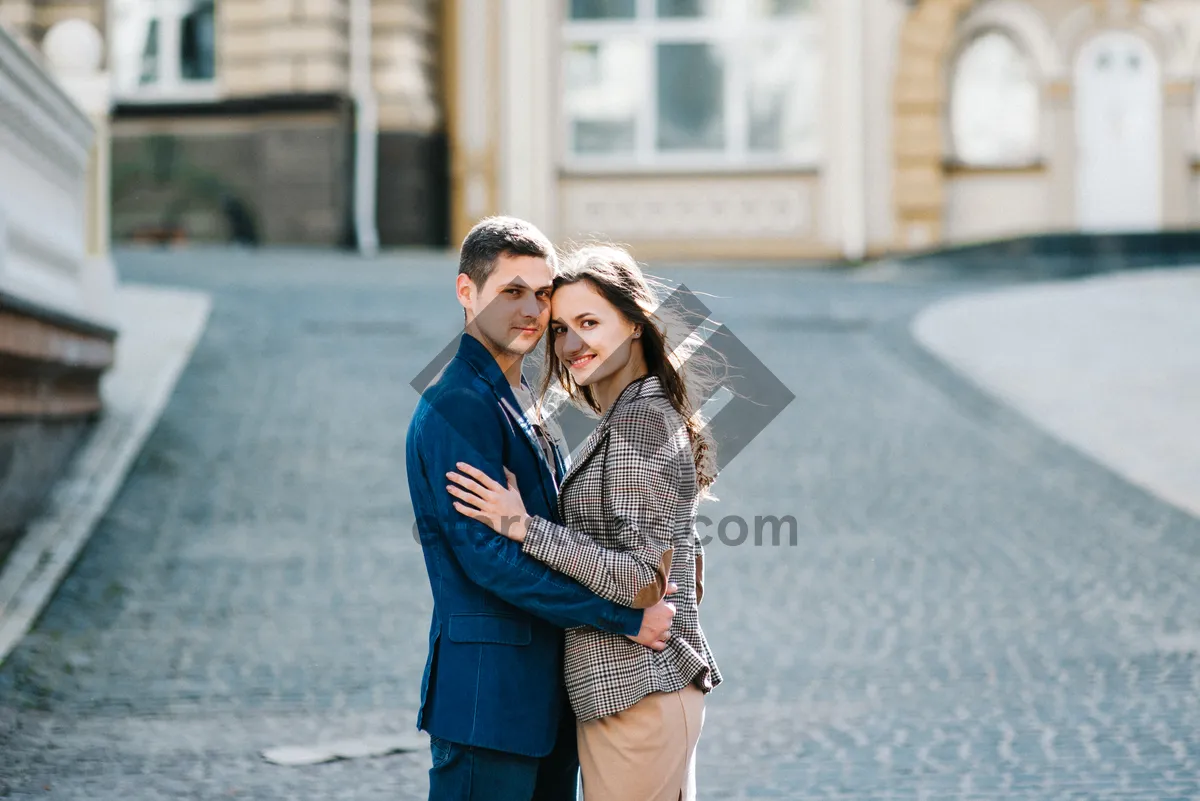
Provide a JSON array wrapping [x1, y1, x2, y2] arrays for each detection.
[[2, 0, 445, 249], [3, 0, 1200, 257], [468, 0, 1200, 260]]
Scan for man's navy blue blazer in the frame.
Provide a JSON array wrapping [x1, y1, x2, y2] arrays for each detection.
[[405, 332, 643, 758]]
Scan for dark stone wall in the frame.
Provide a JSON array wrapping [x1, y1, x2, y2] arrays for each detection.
[[376, 130, 449, 247], [0, 419, 92, 563], [111, 99, 452, 249], [111, 101, 356, 247]]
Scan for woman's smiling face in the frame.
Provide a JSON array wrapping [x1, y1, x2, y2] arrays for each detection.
[[550, 280, 641, 387]]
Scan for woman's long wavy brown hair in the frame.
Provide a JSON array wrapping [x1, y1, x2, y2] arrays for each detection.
[[537, 245, 723, 498]]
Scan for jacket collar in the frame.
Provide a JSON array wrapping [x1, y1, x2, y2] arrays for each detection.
[[557, 374, 667, 495], [455, 332, 563, 503], [455, 331, 514, 395]]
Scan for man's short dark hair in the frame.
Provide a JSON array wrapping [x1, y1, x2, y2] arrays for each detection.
[[459, 216, 557, 289]]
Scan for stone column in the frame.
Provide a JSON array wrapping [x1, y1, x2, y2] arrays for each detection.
[[496, 0, 556, 238], [446, 0, 501, 245], [42, 18, 117, 325], [368, 0, 446, 246], [891, 0, 974, 251], [1161, 79, 1193, 228], [1045, 80, 1076, 230]]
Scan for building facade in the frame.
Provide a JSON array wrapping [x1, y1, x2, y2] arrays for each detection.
[[2, 0, 448, 248], [5, 0, 1200, 257], [448, 0, 1200, 260], [111, 0, 446, 248]]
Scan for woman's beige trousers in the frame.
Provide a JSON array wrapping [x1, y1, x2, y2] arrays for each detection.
[[576, 684, 706, 801]]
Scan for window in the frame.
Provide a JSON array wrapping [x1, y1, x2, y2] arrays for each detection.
[[563, 0, 821, 169], [949, 31, 1040, 166], [113, 0, 216, 100]]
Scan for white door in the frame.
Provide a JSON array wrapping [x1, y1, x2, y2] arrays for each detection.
[[1075, 32, 1162, 232]]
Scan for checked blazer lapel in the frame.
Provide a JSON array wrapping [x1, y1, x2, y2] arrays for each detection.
[[556, 419, 608, 498], [556, 375, 659, 498]]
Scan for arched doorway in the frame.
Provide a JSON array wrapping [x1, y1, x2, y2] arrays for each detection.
[[1074, 31, 1162, 232]]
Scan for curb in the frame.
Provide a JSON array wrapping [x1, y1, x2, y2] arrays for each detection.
[[0, 284, 212, 664]]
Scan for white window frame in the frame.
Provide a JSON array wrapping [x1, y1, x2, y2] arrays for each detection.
[[111, 0, 219, 104], [561, 0, 821, 173]]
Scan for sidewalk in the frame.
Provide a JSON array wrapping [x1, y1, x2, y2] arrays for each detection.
[[0, 284, 210, 663], [914, 267, 1200, 519]]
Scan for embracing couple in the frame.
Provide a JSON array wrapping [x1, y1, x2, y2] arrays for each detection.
[[405, 216, 722, 800]]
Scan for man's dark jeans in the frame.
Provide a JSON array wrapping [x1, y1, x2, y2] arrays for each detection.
[[428, 710, 579, 801]]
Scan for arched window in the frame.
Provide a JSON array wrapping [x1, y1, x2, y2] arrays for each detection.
[[949, 31, 1040, 166]]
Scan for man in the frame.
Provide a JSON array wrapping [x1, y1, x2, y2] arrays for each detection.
[[406, 216, 677, 800]]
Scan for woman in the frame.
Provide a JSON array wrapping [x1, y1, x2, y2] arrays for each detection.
[[445, 245, 722, 800]]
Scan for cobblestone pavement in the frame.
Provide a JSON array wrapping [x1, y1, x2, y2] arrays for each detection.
[[2, 250, 1198, 800]]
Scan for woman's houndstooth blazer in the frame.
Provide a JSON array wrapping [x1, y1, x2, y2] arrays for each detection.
[[523, 375, 721, 723]]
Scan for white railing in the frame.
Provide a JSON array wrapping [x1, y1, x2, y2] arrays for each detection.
[[0, 23, 116, 330]]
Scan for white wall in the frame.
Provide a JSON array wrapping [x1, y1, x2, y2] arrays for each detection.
[[0, 26, 114, 329], [558, 175, 817, 245], [945, 173, 1052, 244]]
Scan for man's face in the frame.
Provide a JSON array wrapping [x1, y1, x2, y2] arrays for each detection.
[[460, 253, 554, 358]]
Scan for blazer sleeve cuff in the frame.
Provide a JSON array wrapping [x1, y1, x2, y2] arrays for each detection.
[[524, 516, 642, 636], [522, 515, 565, 570]]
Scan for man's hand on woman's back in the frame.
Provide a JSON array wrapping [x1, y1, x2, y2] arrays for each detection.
[[627, 582, 678, 651]]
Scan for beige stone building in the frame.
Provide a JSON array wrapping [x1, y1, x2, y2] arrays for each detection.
[[5, 0, 1200, 255], [447, 0, 1200, 260], [2, 0, 445, 247]]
